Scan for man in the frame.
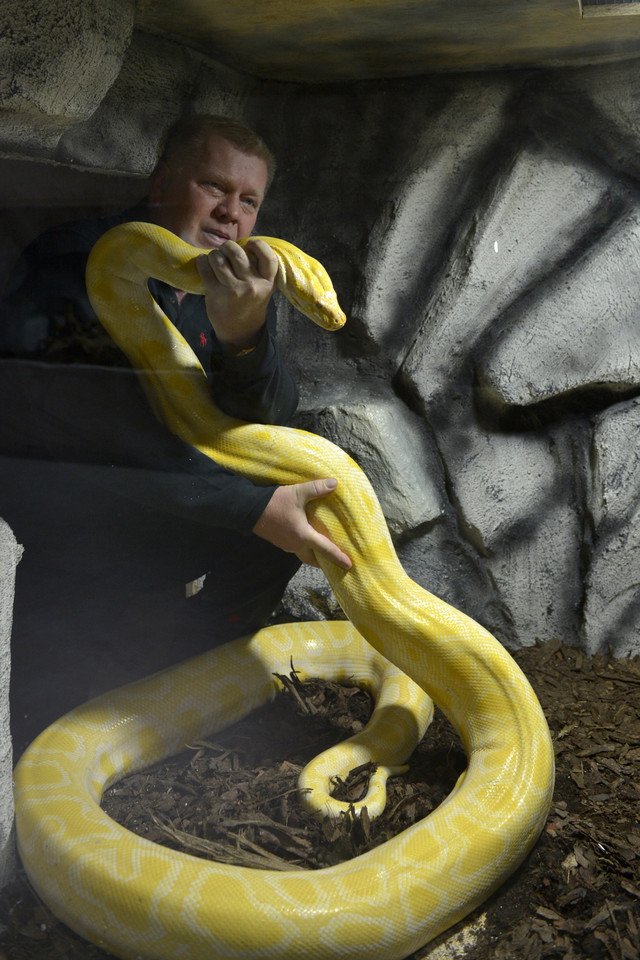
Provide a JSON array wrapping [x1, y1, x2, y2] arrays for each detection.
[[1, 114, 350, 650], [147, 115, 351, 572]]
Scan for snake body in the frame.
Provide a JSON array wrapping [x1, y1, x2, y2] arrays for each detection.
[[13, 222, 555, 960]]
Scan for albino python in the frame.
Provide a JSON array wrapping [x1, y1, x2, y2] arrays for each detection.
[[14, 222, 555, 960]]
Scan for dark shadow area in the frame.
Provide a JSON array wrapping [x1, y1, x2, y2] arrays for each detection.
[[0, 156, 147, 292], [1, 360, 298, 755], [474, 374, 640, 433]]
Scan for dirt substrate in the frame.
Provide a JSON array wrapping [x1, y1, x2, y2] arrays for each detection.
[[1, 638, 639, 960]]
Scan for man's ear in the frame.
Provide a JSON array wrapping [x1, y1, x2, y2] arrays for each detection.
[[149, 160, 169, 204]]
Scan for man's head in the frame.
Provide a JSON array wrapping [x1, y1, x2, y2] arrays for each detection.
[[149, 115, 276, 249]]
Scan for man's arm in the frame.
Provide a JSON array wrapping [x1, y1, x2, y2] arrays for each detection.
[[209, 305, 298, 426], [198, 238, 351, 570], [1, 221, 350, 567]]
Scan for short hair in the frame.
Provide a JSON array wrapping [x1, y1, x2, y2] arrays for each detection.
[[158, 114, 276, 190]]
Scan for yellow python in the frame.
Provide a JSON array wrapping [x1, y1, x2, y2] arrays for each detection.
[[13, 222, 555, 960]]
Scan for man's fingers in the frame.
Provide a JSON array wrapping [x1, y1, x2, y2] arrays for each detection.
[[252, 479, 352, 570], [197, 244, 246, 285], [297, 477, 338, 505], [243, 238, 279, 281], [294, 546, 321, 568], [204, 239, 277, 284], [197, 251, 231, 289], [307, 529, 352, 570], [196, 253, 215, 281], [214, 240, 245, 274], [297, 478, 352, 570]]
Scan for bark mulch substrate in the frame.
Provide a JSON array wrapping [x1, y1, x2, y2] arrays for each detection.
[[1, 638, 639, 960]]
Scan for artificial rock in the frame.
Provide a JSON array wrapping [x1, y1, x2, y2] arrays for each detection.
[[0, 0, 135, 154], [296, 393, 443, 537], [584, 399, 640, 657]]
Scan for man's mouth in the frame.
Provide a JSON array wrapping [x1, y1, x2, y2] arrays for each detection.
[[201, 228, 231, 247]]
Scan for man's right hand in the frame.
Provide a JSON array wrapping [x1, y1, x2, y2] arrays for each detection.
[[252, 478, 352, 570], [196, 239, 277, 355]]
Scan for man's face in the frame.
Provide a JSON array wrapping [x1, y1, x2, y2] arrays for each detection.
[[149, 134, 269, 249]]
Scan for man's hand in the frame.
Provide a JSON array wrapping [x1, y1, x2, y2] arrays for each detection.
[[252, 478, 352, 570], [196, 238, 278, 354]]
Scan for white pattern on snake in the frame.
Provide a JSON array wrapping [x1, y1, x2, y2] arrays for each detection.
[[13, 221, 555, 960]]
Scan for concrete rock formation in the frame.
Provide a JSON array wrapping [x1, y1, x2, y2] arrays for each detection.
[[0, 519, 22, 886], [0, 0, 135, 153]]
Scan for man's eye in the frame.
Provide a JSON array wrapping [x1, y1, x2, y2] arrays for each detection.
[[242, 198, 258, 209]]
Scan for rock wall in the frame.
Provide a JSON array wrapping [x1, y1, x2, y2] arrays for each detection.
[[2, 24, 640, 656], [260, 61, 640, 658], [0, 0, 135, 153], [0, 519, 22, 886]]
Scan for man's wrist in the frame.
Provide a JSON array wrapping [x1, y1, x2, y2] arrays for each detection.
[[217, 329, 262, 356]]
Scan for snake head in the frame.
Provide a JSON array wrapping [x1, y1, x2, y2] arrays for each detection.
[[246, 236, 347, 331], [285, 282, 347, 331]]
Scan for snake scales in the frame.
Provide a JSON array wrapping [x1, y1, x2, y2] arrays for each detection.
[[13, 222, 555, 960]]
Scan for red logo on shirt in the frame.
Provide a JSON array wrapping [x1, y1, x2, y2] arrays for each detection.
[[199, 332, 208, 348]]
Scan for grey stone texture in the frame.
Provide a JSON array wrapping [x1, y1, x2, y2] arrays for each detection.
[[0, 519, 22, 887], [3, 27, 640, 661], [584, 399, 640, 657], [263, 62, 640, 658], [0, 0, 135, 154], [481, 206, 640, 409], [296, 389, 443, 538], [56, 31, 254, 174]]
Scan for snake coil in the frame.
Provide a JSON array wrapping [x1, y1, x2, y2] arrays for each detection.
[[14, 222, 555, 960]]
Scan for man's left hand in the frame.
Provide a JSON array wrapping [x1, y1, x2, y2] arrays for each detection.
[[197, 238, 278, 354], [252, 478, 352, 570]]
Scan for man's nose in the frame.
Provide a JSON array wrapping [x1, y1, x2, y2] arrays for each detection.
[[215, 193, 240, 222]]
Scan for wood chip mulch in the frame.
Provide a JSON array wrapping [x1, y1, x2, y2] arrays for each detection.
[[1, 637, 639, 960]]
